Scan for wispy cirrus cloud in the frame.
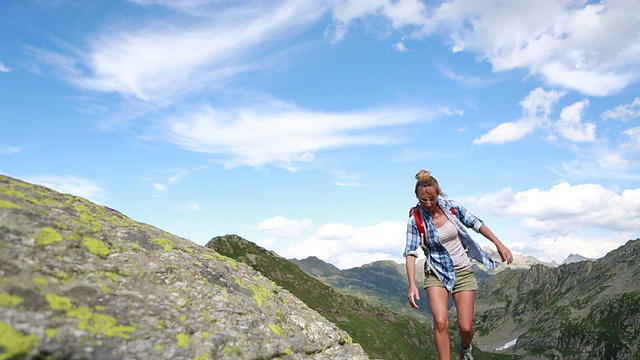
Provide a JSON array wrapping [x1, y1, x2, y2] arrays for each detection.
[[156, 99, 443, 169], [39, 0, 329, 103], [0, 62, 11, 73], [0, 146, 22, 154], [602, 97, 640, 121]]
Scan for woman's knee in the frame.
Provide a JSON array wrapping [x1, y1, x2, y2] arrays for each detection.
[[433, 317, 449, 332], [458, 323, 474, 336]]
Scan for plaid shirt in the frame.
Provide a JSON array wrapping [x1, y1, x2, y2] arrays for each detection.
[[403, 197, 500, 291]]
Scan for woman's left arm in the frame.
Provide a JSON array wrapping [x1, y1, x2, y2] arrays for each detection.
[[479, 224, 513, 264]]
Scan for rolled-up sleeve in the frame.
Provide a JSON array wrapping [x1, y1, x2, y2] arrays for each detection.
[[403, 217, 420, 257], [450, 201, 483, 232]]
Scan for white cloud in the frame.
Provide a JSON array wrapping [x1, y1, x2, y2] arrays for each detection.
[[599, 153, 633, 168], [130, 0, 216, 13], [330, 0, 428, 43], [258, 216, 311, 237], [0, 146, 22, 154], [158, 100, 440, 169], [555, 155, 640, 182], [602, 97, 640, 121], [24, 175, 107, 204], [430, 0, 640, 96], [150, 166, 208, 194], [43, 1, 329, 102], [258, 220, 408, 269], [473, 87, 564, 144], [331, 0, 640, 96], [554, 100, 596, 142], [394, 40, 410, 53], [623, 127, 640, 149], [467, 182, 640, 232], [31, 1, 640, 104], [438, 66, 498, 88], [0, 62, 11, 73], [511, 233, 633, 264], [472, 120, 539, 145]]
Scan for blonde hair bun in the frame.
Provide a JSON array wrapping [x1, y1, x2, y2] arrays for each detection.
[[415, 170, 432, 182]]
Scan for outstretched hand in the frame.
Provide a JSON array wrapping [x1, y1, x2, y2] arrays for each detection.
[[407, 286, 420, 309], [498, 245, 513, 264]]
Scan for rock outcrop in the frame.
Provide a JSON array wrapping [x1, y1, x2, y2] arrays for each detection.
[[0, 175, 368, 360]]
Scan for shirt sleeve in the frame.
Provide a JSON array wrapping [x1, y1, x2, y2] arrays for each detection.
[[449, 200, 484, 232], [403, 216, 420, 257]]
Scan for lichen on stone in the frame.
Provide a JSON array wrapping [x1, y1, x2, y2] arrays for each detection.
[[70, 306, 136, 339], [224, 345, 242, 356], [104, 271, 119, 283], [0, 199, 21, 209], [82, 237, 110, 257], [46, 294, 136, 339], [152, 238, 175, 251], [0, 321, 39, 359], [56, 271, 71, 282], [35, 227, 63, 246], [45, 328, 57, 339], [176, 333, 191, 348], [46, 294, 74, 311], [0, 293, 24, 308], [268, 323, 283, 336]]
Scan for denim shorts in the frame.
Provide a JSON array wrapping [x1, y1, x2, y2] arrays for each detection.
[[424, 266, 478, 293]]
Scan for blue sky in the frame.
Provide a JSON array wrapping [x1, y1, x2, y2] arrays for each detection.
[[2, 0, 639, 269]]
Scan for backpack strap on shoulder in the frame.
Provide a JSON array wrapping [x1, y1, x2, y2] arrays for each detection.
[[410, 206, 427, 248]]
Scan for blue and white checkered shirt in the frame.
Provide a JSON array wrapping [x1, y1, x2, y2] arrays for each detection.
[[403, 197, 500, 292]]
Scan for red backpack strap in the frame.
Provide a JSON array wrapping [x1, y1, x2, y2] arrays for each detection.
[[410, 206, 427, 247]]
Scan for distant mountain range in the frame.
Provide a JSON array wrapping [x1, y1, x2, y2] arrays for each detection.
[[289, 249, 587, 319]]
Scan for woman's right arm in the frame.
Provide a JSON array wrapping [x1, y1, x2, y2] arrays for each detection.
[[406, 254, 420, 309]]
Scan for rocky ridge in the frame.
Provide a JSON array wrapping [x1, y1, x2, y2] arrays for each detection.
[[0, 175, 368, 360]]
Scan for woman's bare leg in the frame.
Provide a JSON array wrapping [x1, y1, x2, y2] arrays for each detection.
[[427, 286, 451, 360], [452, 290, 475, 349]]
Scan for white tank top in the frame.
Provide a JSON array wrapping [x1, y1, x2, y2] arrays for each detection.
[[437, 219, 472, 270]]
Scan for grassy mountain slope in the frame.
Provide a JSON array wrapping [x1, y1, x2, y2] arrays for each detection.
[[293, 258, 431, 323]]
